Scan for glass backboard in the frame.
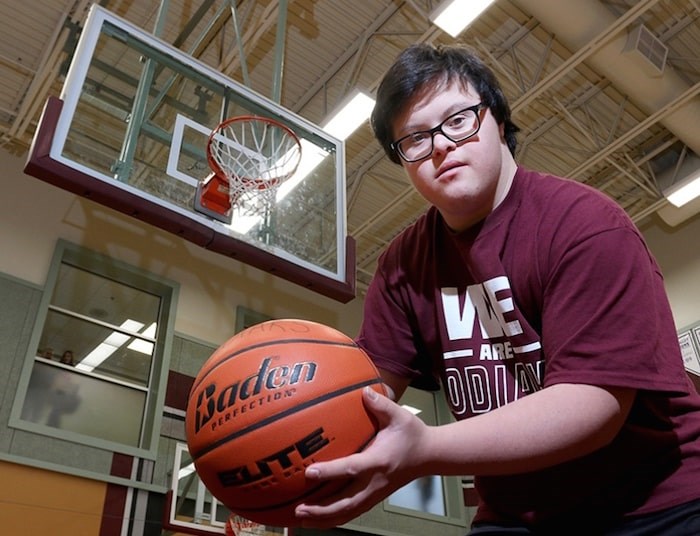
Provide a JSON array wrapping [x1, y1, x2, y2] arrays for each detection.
[[25, 5, 354, 302]]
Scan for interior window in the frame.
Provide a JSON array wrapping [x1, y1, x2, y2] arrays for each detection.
[[15, 242, 176, 452]]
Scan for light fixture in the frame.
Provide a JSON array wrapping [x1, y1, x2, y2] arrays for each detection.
[[276, 139, 328, 200], [228, 139, 330, 235], [430, 0, 496, 38], [76, 319, 155, 373], [127, 322, 157, 354], [664, 168, 700, 208], [321, 89, 375, 141]]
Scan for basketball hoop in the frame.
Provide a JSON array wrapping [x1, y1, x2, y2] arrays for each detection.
[[198, 115, 302, 223], [225, 514, 266, 536]]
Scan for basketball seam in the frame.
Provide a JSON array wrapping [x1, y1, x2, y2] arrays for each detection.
[[190, 338, 359, 393], [190, 377, 383, 460]]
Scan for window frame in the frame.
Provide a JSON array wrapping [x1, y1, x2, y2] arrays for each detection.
[[341, 388, 469, 535], [9, 240, 179, 460], [381, 389, 468, 526]]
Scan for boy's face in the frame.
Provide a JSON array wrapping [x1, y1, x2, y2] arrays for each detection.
[[391, 80, 516, 231]]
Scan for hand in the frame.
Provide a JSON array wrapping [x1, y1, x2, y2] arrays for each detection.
[[295, 386, 429, 528]]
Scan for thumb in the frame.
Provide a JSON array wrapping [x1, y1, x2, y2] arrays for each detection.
[[363, 385, 403, 428]]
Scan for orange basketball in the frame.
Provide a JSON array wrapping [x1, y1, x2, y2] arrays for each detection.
[[184, 319, 386, 527]]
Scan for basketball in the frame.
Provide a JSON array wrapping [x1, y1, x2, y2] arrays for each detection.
[[185, 319, 386, 527]]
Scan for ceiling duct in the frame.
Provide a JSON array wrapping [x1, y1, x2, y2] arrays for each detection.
[[512, 0, 700, 156], [513, 0, 700, 225]]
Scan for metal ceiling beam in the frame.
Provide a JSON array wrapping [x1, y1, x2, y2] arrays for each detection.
[[5, 0, 93, 141], [290, 2, 405, 114], [510, 0, 660, 111], [512, 0, 700, 157], [568, 81, 700, 182], [219, 0, 281, 83], [270, 0, 289, 103]]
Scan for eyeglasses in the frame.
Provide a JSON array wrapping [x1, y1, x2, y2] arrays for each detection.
[[390, 103, 485, 163]]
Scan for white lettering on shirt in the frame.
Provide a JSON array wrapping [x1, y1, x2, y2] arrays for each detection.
[[440, 276, 544, 416]]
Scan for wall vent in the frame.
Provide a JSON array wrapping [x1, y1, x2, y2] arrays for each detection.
[[625, 24, 668, 76]]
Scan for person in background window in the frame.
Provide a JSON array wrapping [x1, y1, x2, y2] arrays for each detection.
[[46, 367, 81, 427], [294, 43, 700, 535], [60, 350, 75, 366]]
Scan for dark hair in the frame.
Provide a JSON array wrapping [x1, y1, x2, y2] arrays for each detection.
[[371, 43, 519, 164]]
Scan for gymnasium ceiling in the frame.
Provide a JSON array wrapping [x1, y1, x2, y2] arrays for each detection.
[[1, 0, 699, 295]]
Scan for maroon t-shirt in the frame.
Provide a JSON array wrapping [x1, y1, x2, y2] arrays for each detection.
[[357, 167, 700, 525]]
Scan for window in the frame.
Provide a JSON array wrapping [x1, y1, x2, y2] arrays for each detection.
[[165, 443, 233, 533], [235, 305, 273, 332], [386, 389, 449, 517], [165, 442, 289, 534], [342, 387, 468, 534], [11, 240, 178, 457]]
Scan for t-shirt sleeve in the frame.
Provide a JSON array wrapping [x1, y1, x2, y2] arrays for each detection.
[[541, 224, 687, 392], [355, 251, 440, 391]]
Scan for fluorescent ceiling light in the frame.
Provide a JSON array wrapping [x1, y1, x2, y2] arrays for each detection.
[[665, 169, 700, 207], [430, 0, 496, 38], [322, 90, 375, 140], [127, 322, 157, 354], [77, 319, 143, 372], [227, 139, 330, 235], [276, 139, 328, 200], [76, 319, 156, 372], [178, 463, 196, 480]]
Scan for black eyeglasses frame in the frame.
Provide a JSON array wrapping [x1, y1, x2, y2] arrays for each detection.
[[390, 102, 486, 163]]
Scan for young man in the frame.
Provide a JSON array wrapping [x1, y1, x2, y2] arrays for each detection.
[[295, 44, 700, 534]]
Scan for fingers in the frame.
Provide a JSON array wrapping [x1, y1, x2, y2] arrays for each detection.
[[295, 504, 363, 529], [303, 445, 369, 482], [304, 387, 416, 481], [293, 388, 420, 528], [295, 472, 384, 527], [301, 387, 395, 481]]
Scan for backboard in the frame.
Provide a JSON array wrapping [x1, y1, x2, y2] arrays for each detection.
[[25, 5, 354, 302]]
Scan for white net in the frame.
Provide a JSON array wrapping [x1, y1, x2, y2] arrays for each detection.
[[208, 116, 302, 217]]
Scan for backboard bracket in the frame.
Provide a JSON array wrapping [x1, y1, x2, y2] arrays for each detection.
[[194, 174, 232, 224]]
